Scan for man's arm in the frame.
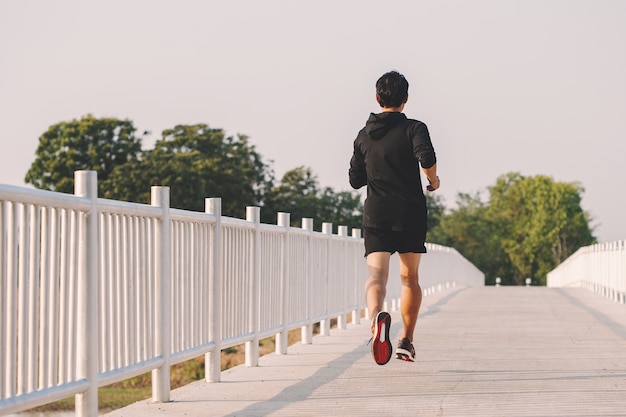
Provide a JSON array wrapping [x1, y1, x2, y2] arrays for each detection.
[[412, 122, 438, 191], [422, 163, 440, 192], [349, 143, 367, 189]]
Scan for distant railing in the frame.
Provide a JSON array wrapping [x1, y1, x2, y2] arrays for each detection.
[[0, 171, 484, 416], [547, 241, 626, 303]]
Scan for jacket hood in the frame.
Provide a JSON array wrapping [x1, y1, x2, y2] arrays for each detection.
[[365, 112, 407, 140]]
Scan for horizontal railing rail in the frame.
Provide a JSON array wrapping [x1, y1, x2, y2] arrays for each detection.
[[547, 240, 626, 303], [1, 170, 484, 416]]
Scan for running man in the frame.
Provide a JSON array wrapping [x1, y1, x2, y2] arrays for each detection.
[[349, 70, 439, 364]]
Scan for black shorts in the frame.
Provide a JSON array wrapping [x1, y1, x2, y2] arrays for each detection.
[[363, 227, 427, 257]]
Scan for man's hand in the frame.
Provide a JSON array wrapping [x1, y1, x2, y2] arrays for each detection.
[[426, 176, 440, 192]]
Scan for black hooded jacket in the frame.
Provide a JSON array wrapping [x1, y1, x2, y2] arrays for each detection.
[[349, 112, 436, 231]]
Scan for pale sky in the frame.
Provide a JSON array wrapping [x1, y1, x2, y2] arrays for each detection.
[[1, 0, 624, 243]]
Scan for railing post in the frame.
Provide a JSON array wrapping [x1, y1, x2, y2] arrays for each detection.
[[74, 170, 99, 417], [4, 199, 16, 400], [245, 206, 260, 366], [351, 228, 361, 325], [151, 186, 171, 401], [206, 198, 222, 382], [301, 218, 314, 344], [320, 222, 332, 336], [276, 212, 290, 355], [337, 226, 348, 330]]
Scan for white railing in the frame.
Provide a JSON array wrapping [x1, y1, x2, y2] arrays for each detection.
[[547, 241, 626, 303], [1, 170, 484, 416]]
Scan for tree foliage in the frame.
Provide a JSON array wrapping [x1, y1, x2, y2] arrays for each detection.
[[429, 192, 512, 285], [25, 114, 143, 195], [262, 166, 320, 224], [425, 193, 446, 232], [107, 124, 273, 217], [316, 188, 363, 233], [487, 173, 594, 285], [429, 173, 595, 285], [263, 166, 362, 231], [26, 118, 363, 231]]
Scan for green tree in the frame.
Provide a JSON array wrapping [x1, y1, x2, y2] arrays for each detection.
[[487, 173, 595, 285], [262, 166, 320, 224], [107, 124, 273, 217], [263, 166, 363, 231], [425, 193, 446, 232], [428, 192, 508, 285], [316, 187, 363, 233], [429, 173, 594, 285], [25, 114, 143, 195]]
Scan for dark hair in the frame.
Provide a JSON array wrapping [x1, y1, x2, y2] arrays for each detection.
[[375, 71, 409, 108]]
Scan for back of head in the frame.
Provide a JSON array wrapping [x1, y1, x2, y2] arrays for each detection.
[[376, 71, 409, 108]]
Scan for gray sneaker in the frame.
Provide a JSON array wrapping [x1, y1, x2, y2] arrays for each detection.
[[396, 338, 415, 362]]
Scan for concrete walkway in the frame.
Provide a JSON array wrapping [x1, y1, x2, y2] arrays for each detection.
[[104, 286, 626, 417]]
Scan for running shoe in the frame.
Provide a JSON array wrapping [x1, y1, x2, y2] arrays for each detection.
[[395, 337, 415, 362], [371, 311, 392, 365]]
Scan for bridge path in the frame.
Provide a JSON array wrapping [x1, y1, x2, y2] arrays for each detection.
[[104, 286, 626, 417]]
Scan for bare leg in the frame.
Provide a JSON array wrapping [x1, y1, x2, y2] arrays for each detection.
[[365, 252, 391, 332], [398, 252, 422, 342]]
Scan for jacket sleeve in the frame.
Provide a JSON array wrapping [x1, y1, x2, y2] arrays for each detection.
[[349, 140, 367, 189], [412, 122, 437, 169]]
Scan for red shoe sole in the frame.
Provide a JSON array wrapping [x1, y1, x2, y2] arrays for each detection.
[[371, 312, 392, 365]]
